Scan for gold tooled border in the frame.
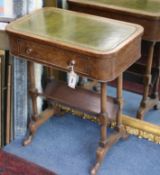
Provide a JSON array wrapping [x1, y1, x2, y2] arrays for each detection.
[[56, 104, 160, 144]]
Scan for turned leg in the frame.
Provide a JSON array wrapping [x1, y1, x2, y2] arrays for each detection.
[[116, 74, 128, 138], [91, 82, 108, 175], [28, 61, 39, 121], [116, 73, 128, 139], [116, 73, 123, 130], [99, 82, 108, 147], [137, 41, 156, 119], [153, 68, 160, 110], [91, 82, 124, 175], [91, 77, 128, 175], [151, 53, 160, 110], [23, 62, 38, 145], [23, 62, 57, 146]]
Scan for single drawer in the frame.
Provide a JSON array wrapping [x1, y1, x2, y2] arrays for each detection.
[[18, 39, 90, 76]]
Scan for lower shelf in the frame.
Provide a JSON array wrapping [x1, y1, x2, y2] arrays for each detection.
[[42, 80, 118, 120]]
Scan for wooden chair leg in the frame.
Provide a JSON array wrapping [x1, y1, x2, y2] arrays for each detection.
[[137, 42, 156, 119]]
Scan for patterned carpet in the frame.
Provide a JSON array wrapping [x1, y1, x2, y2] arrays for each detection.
[[0, 150, 56, 175]]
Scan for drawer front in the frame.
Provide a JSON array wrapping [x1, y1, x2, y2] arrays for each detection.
[[18, 39, 90, 76]]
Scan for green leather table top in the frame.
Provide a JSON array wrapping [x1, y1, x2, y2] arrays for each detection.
[[6, 7, 142, 53], [69, 0, 160, 16]]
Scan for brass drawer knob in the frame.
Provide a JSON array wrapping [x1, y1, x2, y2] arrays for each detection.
[[26, 48, 33, 54], [68, 60, 76, 71], [69, 60, 76, 66]]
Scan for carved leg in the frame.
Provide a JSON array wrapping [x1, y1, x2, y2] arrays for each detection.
[[137, 42, 156, 120]]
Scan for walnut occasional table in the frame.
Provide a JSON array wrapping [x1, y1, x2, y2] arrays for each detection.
[[67, 0, 160, 120], [6, 7, 143, 175]]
